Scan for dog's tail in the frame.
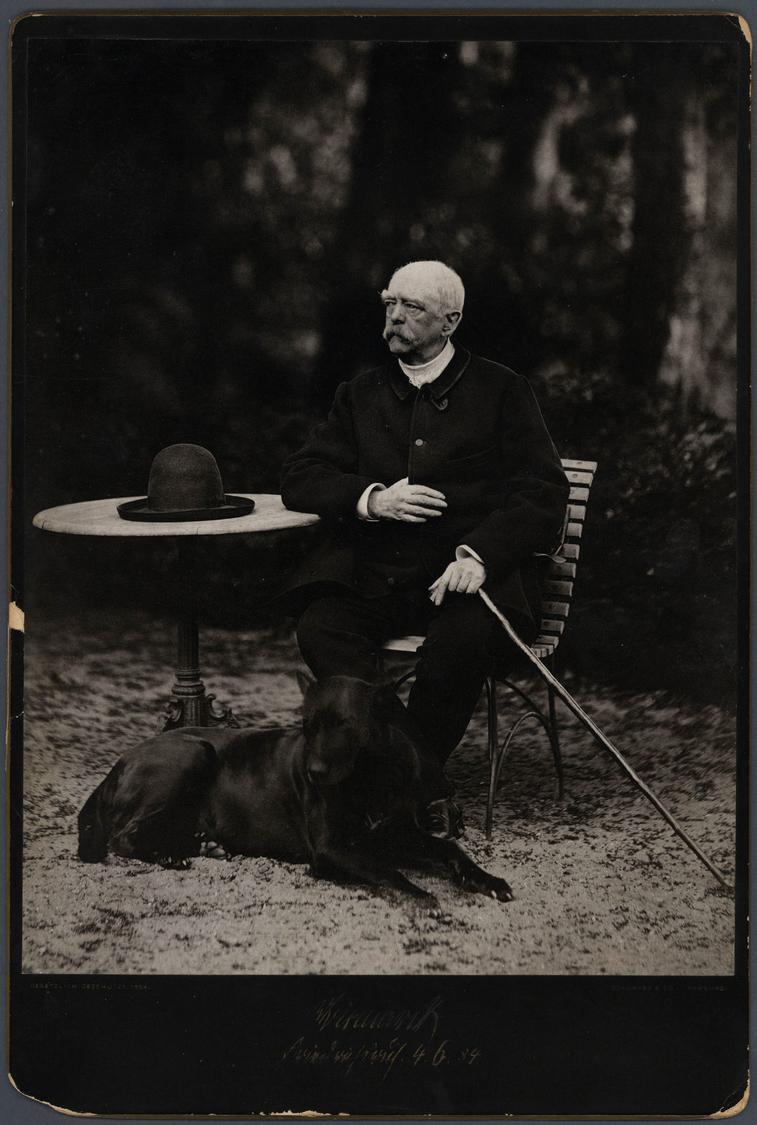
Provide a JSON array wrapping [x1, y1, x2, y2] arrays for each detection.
[[77, 783, 109, 863]]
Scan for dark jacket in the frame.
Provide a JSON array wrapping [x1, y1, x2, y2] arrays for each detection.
[[280, 344, 569, 631]]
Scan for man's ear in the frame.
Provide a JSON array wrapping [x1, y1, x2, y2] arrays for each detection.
[[443, 310, 462, 335], [295, 669, 315, 698]]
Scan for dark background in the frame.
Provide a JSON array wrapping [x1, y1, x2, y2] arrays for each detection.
[[22, 32, 742, 701]]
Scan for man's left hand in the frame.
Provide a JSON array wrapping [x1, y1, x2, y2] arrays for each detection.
[[429, 558, 486, 606]]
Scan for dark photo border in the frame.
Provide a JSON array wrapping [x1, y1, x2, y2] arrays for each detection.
[[7, 11, 750, 1117]]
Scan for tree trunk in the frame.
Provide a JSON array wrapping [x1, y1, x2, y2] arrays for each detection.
[[621, 48, 693, 388]]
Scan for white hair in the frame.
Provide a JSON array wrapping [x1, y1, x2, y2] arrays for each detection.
[[388, 260, 465, 315]]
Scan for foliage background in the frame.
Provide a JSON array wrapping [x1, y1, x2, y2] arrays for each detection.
[[22, 35, 742, 702]]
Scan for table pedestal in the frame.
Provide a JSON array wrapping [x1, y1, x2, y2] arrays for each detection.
[[162, 540, 239, 732]]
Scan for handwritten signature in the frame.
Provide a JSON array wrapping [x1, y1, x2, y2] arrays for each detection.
[[283, 1035, 481, 1083], [314, 993, 443, 1037]]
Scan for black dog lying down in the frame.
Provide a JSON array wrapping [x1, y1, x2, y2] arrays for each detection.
[[78, 676, 513, 903]]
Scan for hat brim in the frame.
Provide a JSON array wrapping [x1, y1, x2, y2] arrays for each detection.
[[117, 495, 255, 522]]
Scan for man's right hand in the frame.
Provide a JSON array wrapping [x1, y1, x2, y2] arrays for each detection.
[[367, 478, 447, 522]]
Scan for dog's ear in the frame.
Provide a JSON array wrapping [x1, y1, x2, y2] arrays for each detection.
[[295, 669, 315, 699]]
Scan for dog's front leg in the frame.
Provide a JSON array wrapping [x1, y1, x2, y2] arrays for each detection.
[[311, 845, 436, 902], [402, 831, 514, 902]]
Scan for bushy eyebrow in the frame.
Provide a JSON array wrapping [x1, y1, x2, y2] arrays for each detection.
[[379, 290, 426, 309]]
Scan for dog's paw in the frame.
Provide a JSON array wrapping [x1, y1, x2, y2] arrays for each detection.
[[458, 872, 513, 902], [196, 832, 231, 860], [489, 878, 514, 903], [477, 876, 513, 903], [198, 838, 230, 860], [156, 855, 192, 870]]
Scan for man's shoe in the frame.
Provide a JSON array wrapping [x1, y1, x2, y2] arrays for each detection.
[[421, 798, 465, 840]]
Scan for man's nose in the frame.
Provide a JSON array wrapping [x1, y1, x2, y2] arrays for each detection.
[[389, 304, 405, 323]]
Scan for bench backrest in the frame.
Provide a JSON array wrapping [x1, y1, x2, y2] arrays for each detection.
[[532, 458, 598, 660]]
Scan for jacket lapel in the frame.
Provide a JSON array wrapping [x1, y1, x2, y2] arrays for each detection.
[[427, 344, 472, 403]]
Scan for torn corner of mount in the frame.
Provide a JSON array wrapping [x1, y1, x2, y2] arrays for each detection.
[[8, 602, 25, 632]]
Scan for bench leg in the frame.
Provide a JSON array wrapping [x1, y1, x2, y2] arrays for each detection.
[[485, 709, 558, 840], [546, 682, 565, 799], [391, 669, 417, 693], [484, 670, 566, 839], [546, 653, 565, 799]]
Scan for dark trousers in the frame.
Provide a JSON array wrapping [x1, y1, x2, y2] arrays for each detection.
[[296, 581, 524, 769]]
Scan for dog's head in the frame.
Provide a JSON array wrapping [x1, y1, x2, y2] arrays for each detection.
[[298, 675, 417, 803]]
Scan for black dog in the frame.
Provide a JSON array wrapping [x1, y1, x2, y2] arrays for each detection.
[[78, 676, 513, 902]]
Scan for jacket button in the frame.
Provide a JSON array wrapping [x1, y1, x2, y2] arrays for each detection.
[[387, 577, 395, 586], [415, 438, 425, 447]]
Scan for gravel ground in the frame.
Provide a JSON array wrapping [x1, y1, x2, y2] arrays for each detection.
[[21, 609, 735, 975]]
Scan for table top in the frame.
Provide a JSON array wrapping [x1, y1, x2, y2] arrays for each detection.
[[32, 494, 320, 537]]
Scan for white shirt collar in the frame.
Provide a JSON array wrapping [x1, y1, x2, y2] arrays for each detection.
[[398, 340, 455, 388]]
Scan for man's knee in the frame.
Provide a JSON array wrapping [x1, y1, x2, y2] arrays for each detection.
[[297, 598, 336, 647], [296, 597, 355, 663], [296, 596, 385, 682], [423, 594, 497, 663], [421, 594, 524, 677]]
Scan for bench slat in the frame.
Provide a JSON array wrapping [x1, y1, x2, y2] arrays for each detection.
[[549, 560, 577, 578], [566, 522, 583, 539], [567, 504, 586, 521], [561, 459, 598, 471], [539, 618, 566, 634], [544, 579, 573, 596], [383, 636, 424, 653], [560, 543, 580, 560], [568, 486, 589, 502], [565, 470, 594, 485], [542, 601, 569, 617]]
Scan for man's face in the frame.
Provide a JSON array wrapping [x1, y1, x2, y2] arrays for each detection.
[[381, 274, 454, 365]]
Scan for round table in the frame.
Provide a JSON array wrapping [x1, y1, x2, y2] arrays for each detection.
[[32, 494, 319, 729]]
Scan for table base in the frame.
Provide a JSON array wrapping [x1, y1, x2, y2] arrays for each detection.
[[162, 693, 239, 732], [160, 541, 240, 733]]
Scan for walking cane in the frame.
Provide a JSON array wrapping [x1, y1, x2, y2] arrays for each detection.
[[478, 589, 732, 891]]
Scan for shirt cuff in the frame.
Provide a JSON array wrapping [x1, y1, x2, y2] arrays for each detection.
[[456, 544, 485, 565], [357, 483, 385, 521]]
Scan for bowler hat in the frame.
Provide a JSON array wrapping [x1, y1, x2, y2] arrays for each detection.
[[117, 444, 255, 522]]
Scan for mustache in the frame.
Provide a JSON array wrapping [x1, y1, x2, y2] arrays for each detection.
[[383, 328, 410, 342]]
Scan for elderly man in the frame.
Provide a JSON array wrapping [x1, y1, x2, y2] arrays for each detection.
[[281, 261, 568, 835]]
